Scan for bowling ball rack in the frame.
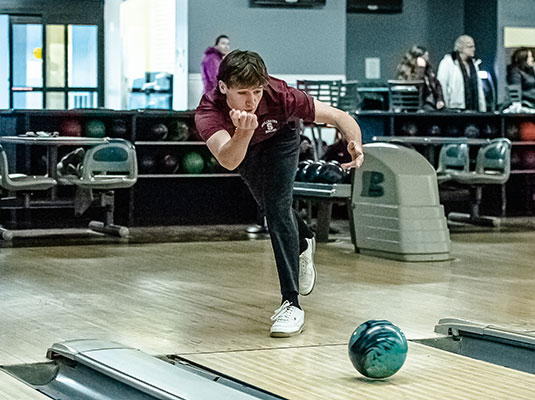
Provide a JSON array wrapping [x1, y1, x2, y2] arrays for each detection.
[[293, 181, 353, 243]]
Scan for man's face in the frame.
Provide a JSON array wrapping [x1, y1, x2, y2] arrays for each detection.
[[219, 82, 264, 113], [461, 40, 475, 59], [216, 38, 230, 56]]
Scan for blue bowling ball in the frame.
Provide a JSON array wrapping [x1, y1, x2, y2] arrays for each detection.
[[348, 320, 408, 379]]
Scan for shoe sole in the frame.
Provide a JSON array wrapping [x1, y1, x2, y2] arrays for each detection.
[[299, 238, 317, 296], [270, 324, 304, 338], [299, 263, 316, 296]]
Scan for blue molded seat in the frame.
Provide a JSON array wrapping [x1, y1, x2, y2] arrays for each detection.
[[447, 138, 511, 226], [57, 139, 138, 237], [436, 143, 470, 184]]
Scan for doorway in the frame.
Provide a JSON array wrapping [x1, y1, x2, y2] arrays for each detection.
[[3, 14, 99, 109]]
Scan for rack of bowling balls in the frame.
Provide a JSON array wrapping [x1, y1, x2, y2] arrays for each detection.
[[506, 120, 535, 171], [26, 114, 131, 140], [295, 159, 351, 184], [137, 147, 226, 176], [134, 117, 228, 176], [397, 120, 500, 140]]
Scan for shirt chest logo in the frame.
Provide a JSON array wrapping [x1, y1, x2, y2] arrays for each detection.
[[261, 119, 278, 134]]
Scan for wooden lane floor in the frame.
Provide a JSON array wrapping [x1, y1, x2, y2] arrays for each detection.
[[0, 370, 51, 399], [0, 225, 534, 398], [185, 342, 535, 400]]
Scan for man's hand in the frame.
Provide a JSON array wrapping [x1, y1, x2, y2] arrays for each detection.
[[230, 109, 258, 131], [341, 140, 364, 170]]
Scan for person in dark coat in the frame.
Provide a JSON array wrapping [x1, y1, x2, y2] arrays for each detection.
[[507, 47, 535, 107], [396, 45, 445, 110]]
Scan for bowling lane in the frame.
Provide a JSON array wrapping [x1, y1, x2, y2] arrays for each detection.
[[185, 342, 535, 400], [0, 370, 51, 399]]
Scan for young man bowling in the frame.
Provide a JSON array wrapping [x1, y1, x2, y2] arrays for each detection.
[[195, 50, 364, 337]]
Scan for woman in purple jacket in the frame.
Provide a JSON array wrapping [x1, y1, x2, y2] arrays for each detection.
[[202, 35, 230, 93]]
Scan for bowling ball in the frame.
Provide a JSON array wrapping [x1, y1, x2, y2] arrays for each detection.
[[316, 161, 345, 184], [400, 123, 418, 136], [523, 149, 535, 170], [59, 118, 82, 137], [148, 123, 168, 141], [348, 320, 408, 379], [427, 125, 441, 136], [85, 119, 106, 138], [510, 150, 522, 169], [182, 151, 205, 174], [205, 155, 225, 173], [159, 153, 180, 174], [138, 154, 157, 174], [445, 125, 461, 137], [188, 125, 203, 141], [110, 119, 128, 139], [296, 160, 313, 182], [519, 121, 535, 141], [301, 161, 322, 182], [167, 120, 190, 141], [505, 123, 519, 141], [481, 124, 497, 138], [464, 124, 480, 138]]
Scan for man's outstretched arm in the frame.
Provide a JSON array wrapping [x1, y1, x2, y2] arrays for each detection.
[[313, 99, 364, 169]]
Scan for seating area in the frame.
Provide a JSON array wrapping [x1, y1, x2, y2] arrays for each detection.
[[293, 137, 512, 241], [439, 138, 512, 226], [0, 139, 138, 240]]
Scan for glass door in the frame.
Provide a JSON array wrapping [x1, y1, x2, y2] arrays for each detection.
[[8, 16, 99, 109], [9, 16, 44, 109], [0, 15, 9, 109]]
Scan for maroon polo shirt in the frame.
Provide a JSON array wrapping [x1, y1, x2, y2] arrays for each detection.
[[195, 76, 315, 146]]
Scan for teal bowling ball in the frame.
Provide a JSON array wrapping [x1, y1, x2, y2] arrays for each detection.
[[85, 119, 106, 138], [348, 320, 408, 379]]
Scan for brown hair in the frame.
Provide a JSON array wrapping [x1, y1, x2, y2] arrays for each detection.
[[217, 50, 269, 88], [511, 47, 533, 71], [396, 45, 428, 80]]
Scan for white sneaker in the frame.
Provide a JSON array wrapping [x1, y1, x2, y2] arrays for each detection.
[[299, 237, 316, 296], [270, 301, 305, 338]]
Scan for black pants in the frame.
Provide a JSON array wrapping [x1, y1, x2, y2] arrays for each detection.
[[237, 125, 313, 304]]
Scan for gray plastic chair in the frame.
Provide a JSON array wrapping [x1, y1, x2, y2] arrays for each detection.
[[0, 144, 57, 240], [388, 80, 424, 112], [506, 84, 522, 104], [296, 80, 342, 107], [436, 143, 470, 184], [57, 140, 138, 237], [448, 138, 511, 226]]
